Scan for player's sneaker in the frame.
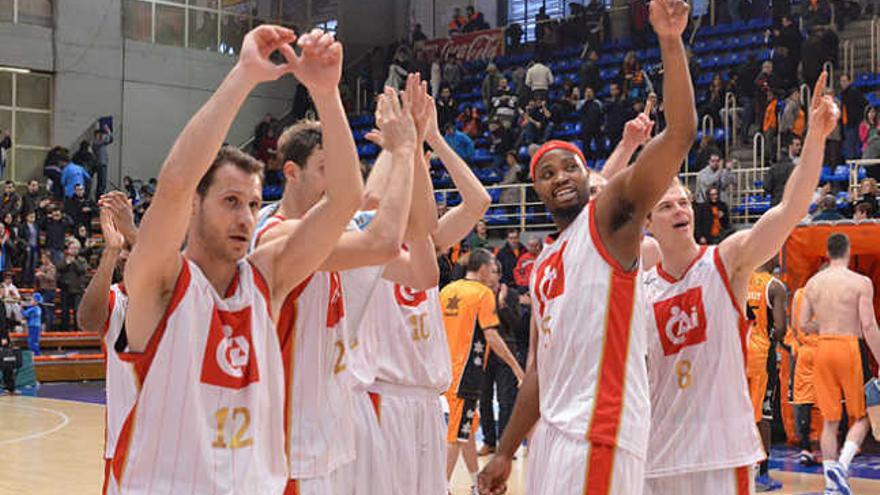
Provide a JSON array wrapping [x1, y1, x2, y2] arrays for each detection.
[[755, 473, 783, 492], [826, 464, 852, 495], [798, 451, 817, 465]]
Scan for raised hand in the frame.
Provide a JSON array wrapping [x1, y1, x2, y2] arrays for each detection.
[[808, 71, 840, 139], [650, 0, 690, 38], [237, 25, 297, 85], [100, 207, 125, 251], [622, 99, 655, 147], [365, 87, 417, 153], [99, 191, 136, 246], [281, 28, 343, 96], [408, 74, 433, 144], [478, 455, 513, 495]]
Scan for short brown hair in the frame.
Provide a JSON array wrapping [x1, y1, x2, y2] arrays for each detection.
[[827, 233, 850, 259], [196, 146, 264, 197], [277, 119, 322, 169]]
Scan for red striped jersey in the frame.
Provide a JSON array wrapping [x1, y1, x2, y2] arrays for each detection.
[[103, 284, 135, 462]]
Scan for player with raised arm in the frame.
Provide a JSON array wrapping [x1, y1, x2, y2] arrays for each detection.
[[116, 26, 362, 494], [800, 233, 880, 495], [639, 72, 838, 495], [479, 0, 696, 493]]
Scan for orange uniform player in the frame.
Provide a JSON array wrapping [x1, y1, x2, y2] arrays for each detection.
[[791, 287, 820, 465]]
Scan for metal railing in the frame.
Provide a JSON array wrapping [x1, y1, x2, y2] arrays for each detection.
[[872, 16, 880, 74], [843, 40, 854, 81], [722, 92, 738, 158], [799, 83, 811, 123], [846, 158, 880, 191]]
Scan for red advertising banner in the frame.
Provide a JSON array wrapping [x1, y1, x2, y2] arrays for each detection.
[[416, 28, 505, 62]]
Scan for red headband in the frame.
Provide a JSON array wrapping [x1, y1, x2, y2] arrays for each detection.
[[529, 140, 587, 180]]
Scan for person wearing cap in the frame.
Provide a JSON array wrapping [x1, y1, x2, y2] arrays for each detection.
[[478, 0, 697, 493]]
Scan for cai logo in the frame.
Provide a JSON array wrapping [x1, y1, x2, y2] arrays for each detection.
[[200, 307, 260, 389], [653, 286, 708, 356], [533, 241, 567, 317], [394, 284, 427, 307]]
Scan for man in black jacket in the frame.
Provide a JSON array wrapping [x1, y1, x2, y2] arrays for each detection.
[[56, 239, 88, 331], [695, 187, 732, 244], [579, 86, 604, 159], [63, 183, 97, 232], [604, 82, 633, 147], [495, 229, 525, 286], [840, 74, 868, 159], [765, 135, 802, 206], [578, 50, 601, 97]]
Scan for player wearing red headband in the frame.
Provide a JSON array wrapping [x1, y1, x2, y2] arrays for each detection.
[[478, 0, 695, 493]]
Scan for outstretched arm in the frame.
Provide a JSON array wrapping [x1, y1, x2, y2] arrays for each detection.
[[600, 101, 654, 180], [125, 25, 295, 352], [596, 0, 696, 269], [78, 208, 123, 334], [719, 72, 838, 279], [769, 279, 788, 342]]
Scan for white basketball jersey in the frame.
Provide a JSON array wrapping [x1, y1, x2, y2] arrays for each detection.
[[104, 284, 136, 461], [341, 265, 384, 389], [108, 259, 286, 495], [369, 281, 452, 393], [643, 246, 764, 477], [529, 202, 650, 458], [255, 217, 356, 478]]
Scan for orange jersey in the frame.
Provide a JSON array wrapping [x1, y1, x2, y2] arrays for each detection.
[[440, 279, 499, 400], [746, 272, 779, 360]]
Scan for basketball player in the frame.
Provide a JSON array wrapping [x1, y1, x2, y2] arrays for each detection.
[[118, 26, 363, 494], [253, 84, 434, 494], [799, 233, 880, 495], [445, 248, 524, 494], [77, 191, 137, 493], [362, 81, 492, 495], [639, 72, 837, 495], [790, 284, 819, 465], [745, 257, 787, 490], [479, 1, 696, 493]]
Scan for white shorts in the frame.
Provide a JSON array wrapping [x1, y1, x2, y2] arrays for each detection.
[[368, 381, 447, 495], [527, 419, 645, 495], [290, 459, 355, 495], [645, 467, 755, 495]]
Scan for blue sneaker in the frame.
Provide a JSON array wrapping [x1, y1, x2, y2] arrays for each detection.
[[827, 464, 852, 495], [755, 473, 783, 492]]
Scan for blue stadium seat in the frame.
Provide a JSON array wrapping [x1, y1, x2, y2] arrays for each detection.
[[472, 148, 494, 166]]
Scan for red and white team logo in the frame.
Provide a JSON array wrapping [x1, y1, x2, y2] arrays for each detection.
[[653, 287, 708, 356], [394, 283, 427, 307], [200, 307, 260, 389], [533, 241, 567, 317], [326, 271, 345, 327]]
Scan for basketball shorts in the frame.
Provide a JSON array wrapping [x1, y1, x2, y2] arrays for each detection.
[[814, 335, 866, 421], [445, 390, 478, 443], [746, 351, 770, 423], [793, 342, 817, 405], [526, 419, 645, 495], [368, 381, 446, 495], [645, 466, 754, 495]]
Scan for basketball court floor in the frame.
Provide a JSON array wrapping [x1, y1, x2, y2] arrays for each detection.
[[2, 384, 880, 495]]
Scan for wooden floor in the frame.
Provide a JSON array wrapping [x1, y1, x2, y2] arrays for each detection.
[[3, 395, 880, 495]]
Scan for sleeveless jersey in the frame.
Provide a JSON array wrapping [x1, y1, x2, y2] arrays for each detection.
[[746, 272, 779, 360], [255, 216, 356, 478], [643, 246, 764, 477], [104, 284, 136, 460], [341, 264, 384, 390], [529, 202, 650, 457], [109, 259, 286, 495]]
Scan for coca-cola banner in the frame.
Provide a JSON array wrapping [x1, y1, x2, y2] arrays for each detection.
[[416, 28, 505, 63]]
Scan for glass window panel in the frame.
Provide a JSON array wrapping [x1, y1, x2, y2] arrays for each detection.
[[0, 72, 12, 107], [156, 4, 185, 47], [13, 148, 48, 182], [0, 110, 11, 135], [18, 0, 53, 27], [220, 13, 248, 56], [190, 0, 220, 8], [16, 74, 51, 110], [123, 0, 152, 42], [189, 9, 219, 51], [14, 111, 50, 147], [0, 0, 13, 23]]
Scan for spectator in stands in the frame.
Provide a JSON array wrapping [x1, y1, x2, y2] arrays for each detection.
[[733, 55, 759, 142], [513, 235, 542, 288], [19, 211, 38, 285], [463, 6, 489, 32], [535, 6, 550, 45], [0, 213, 19, 273], [774, 15, 803, 62], [122, 175, 140, 206], [495, 229, 525, 286], [604, 82, 634, 147], [384, 55, 408, 90], [844, 178, 879, 218], [771, 46, 798, 89], [64, 183, 97, 232], [579, 86, 605, 160], [0, 129, 10, 179], [254, 125, 278, 166], [516, 98, 553, 149], [695, 187, 732, 245], [630, 0, 650, 48], [467, 219, 489, 250], [442, 57, 463, 92], [754, 61, 783, 134], [458, 104, 483, 139], [620, 51, 653, 101], [490, 78, 519, 128], [448, 7, 467, 35], [859, 105, 880, 159], [133, 184, 153, 223], [499, 152, 525, 203], [812, 194, 845, 221], [578, 50, 601, 98], [22, 180, 47, 221], [696, 152, 735, 204], [525, 59, 554, 102], [21, 292, 41, 354], [60, 151, 91, 199], [56, 238, 87, 331], [1, 272, 21, 332], [71, 141, 96, 179], [443, 122, 475, 164], [35, 251, 55, 328], [854, 201, 873, 220], [699, 73, 726, 127], [411, 23, 427, 43], [694, 137, 721, 172], [0, 181, 20, 219], [91, 125, 113, 199], [488, 120, 515, 168], [482, 63, 502, 111], [840, 73, 868, 160], [436, 85, 459, 132], [42, 207, 69, 265], [765, 135, 802, 206], [779, 88, 806, 141], [825, 89, 845, 168]]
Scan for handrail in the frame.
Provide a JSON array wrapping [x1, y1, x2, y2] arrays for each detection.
[[842, 40, 854, 81], [845, 158, 880, 192], [823, 61, 834, 88], [723, 92, 737, 158], [799, 83, 811, 125], [701, 114, 714, 138], [872, 17, 880, 75]]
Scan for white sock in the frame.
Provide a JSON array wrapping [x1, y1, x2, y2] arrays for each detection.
[[469, 471, 478, 486], [839, 440, 858, 472]]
